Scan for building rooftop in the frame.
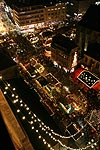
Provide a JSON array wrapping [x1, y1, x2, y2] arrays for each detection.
[[78, 4, 100, 32], [51, 33, 77, 54], [4, 0, 58, 8]]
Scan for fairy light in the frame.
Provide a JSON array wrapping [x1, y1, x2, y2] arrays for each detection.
[[20, 103, 23, 107], [0, 76, 2, 80], [48, 144, 51, 148], [32, 126, 34, 130], [39, 135, 41, 139], [31, 116, 34, 119], [17, 109, 20, 113], [91, 139, 94, 142], [1, 79, 99, 150], [36, 130, 38, 133], [28, 111, 31, 115], [26, 107, 29, 110], [30, 121, 33, 124], [12, 94, 15, 97], [5, 86, 8, 90], [4, 91, 7, 94], [91, 145, 94, 148], [24, 104, 27, 107], [22, 116, 26, 120], [13, 99, 19, 103], [20, 100, 23, 103], [13, 88, 16, 91], [16, 95, 18, 98], [7, 83, 10, 87]]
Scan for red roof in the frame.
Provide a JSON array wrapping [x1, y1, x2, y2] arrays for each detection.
[[71, 68, 100, 92], [92, 81, 100, 92], [70, 68, 84, 83]]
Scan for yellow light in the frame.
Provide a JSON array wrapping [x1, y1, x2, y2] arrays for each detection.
[[0, 76, 2, 80]]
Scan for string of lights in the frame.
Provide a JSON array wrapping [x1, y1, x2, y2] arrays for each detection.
[[0, 76, 99, 150]]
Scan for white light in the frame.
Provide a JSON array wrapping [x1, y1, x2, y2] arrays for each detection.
[[13, 88, 16, 91], [34, 119, 37, 122], [22, 116, 25, 120], [26, 107, 29, 110], [91, 145, 94, 148], [24, 104, 27, 107], [34, 114, 36, 117], [20, 100, 22, 103], [48, 144, 51, 148], [5, 87, 8, 90], [36, 130, 38, 132], [8, 84, 10, 87], [38, 119, 40, 122], [30, 121, 33, 124], [28, 112, 31, 115], [43, 139, 45, 142], [4, 91, 7, 94], [44, 141, 46, 144], [31, 116, 34, 119], [17, 109, 20, 112], [0, 76, 2, 80], [39, 135, 41, 139], [20, 104, 23, 107], [32, 126, 34, 129], [82, 132, 84, 136], [91, 139, 94, 142], [12, 94, 15, 97], [16, 95, 18, 98]]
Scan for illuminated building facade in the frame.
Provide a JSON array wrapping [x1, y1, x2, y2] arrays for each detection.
[[51, 33, 78, 71], [6, 1, 66, 27]]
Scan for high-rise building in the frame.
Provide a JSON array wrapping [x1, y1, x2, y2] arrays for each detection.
[[51, 33, 78, 71], [4, 0, 66, 27]]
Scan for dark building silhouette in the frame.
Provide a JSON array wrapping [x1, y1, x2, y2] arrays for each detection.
[[76, 3, 100, 76]]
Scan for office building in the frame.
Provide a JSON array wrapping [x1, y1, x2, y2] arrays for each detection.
[[51, 33, 78, 71], [4, 0, 66, 27]]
